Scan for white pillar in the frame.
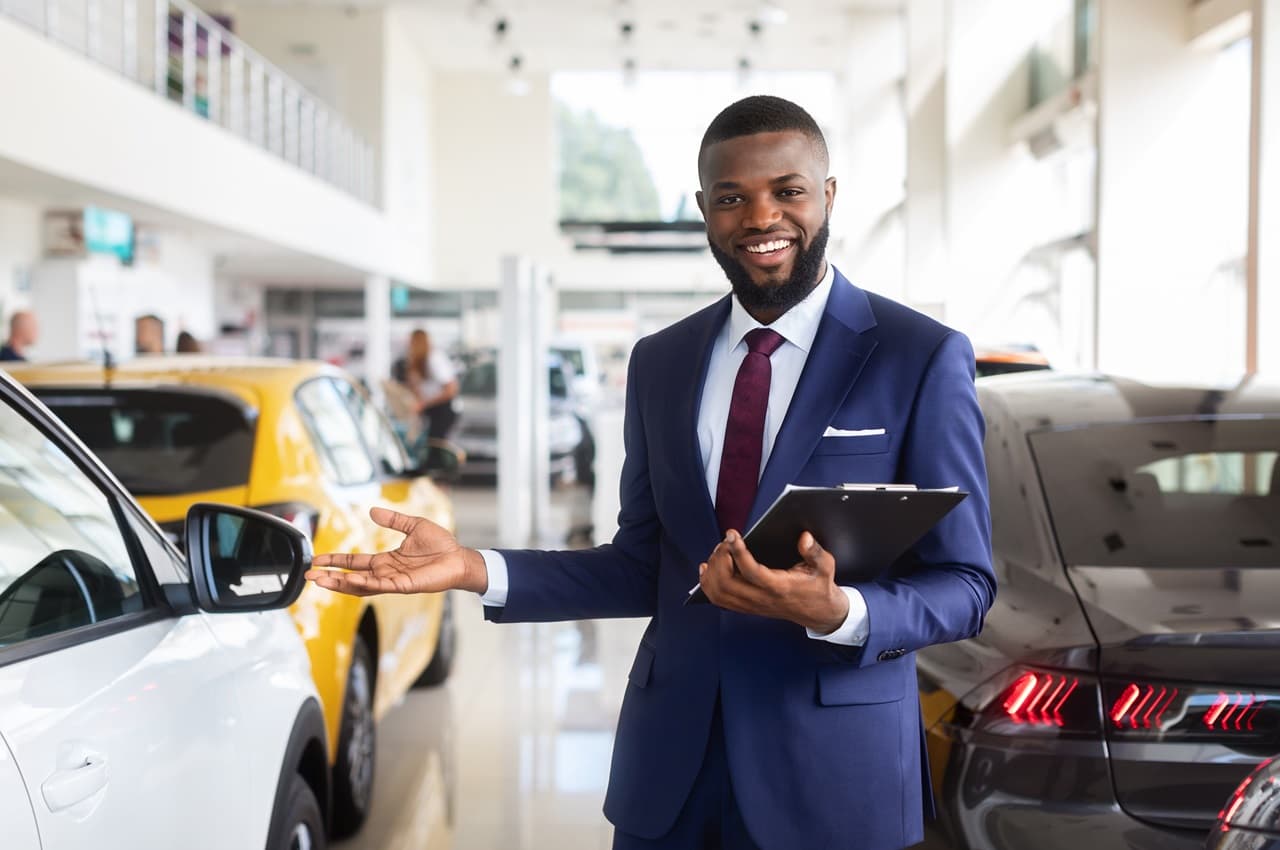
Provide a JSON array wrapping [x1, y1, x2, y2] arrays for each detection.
[[529, 266, 553, 544], [904, 0, 949, 317], [1249, 0, 1280, 374], [498, 255, 534, 548], [363, 275, 391, 406]]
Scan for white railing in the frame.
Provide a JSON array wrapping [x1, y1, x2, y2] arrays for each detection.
[[0, 0, 377, 205]]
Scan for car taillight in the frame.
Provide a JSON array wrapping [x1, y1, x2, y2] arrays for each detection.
[[972, 667, 1102, 737], [1105, 682, 1280, 743], [253, 502, 320, 543]]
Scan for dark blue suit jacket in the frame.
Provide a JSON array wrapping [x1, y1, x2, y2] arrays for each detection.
[[488, 269, 995, 850]]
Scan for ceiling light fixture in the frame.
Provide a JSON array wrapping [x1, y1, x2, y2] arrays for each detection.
[[506, 53, 530, 96], [759, 2, 788, 25]]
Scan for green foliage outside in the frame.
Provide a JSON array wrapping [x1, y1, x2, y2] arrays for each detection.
[[557, 102, 662, 221]]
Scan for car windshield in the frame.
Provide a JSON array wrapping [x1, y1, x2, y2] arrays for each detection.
[[460, 361, 569, 399], [36, 389, 256, 496], [1029, 417, 1280, 568]]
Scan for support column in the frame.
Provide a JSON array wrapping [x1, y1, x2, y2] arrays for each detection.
[[498, 255, 534, 548], [529, 266, 552, 544], [904, 0, 949, 317], [363, 275, 391, 406], [1249, 0, 1280, 374]]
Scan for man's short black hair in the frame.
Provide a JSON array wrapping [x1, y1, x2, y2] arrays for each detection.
[[698, 95, 829, 177]]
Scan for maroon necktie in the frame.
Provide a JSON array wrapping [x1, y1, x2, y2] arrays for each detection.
[[715, 328, 785, 535]]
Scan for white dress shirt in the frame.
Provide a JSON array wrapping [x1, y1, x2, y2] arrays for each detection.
[[481, 262, 868, 646]]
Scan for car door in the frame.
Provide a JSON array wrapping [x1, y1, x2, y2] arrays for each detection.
[[0, 386, 255, 849], [0, 730, 40, 848], [333, 378, 440, 693]]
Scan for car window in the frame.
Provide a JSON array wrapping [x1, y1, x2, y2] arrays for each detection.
[[36, 389, 256, 496], [461, 361, 496, 397], [1029, 418, 1280, 569], [294, 379, 376, 486], [0, 402, 143, 647], [332, 379, 408, 476]]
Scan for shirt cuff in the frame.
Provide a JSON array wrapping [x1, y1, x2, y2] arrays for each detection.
[[806, 586, 869, 646], [477, 549, 509, 608]]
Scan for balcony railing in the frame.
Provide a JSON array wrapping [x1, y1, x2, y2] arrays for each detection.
[[0, 0, 377, 205]]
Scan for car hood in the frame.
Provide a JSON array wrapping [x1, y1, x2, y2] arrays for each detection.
[[1068, 564, 1280, 686]]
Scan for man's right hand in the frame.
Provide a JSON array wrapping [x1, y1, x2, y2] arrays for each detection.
[[305, 506, 488, 597]]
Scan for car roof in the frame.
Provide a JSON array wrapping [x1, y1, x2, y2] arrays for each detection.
[[978, 371, 1280, 433], [4, 356, 345, 399]]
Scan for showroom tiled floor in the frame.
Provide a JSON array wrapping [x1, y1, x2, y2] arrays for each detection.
[[333, 484, 647, 850]]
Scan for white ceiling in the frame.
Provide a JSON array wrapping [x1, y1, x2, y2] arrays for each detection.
[[411, 0, 903, 72]]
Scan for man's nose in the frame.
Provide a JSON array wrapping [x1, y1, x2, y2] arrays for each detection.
[[741, 197, 782, 231]]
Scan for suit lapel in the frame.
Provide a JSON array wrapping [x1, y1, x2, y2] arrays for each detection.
[[664, 295, 731, 564], [749, 271, 879, 528]]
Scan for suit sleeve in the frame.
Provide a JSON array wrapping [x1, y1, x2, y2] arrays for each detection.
[[851, 331, 995, 667], [484, 338, 661, 623]]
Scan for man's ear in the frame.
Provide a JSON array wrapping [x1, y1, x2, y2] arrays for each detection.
[[695, 189, 707, 220], [824, 177, 837, 218]]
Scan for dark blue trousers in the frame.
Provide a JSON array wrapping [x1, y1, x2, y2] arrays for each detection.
[[612, 701, 762, 850]]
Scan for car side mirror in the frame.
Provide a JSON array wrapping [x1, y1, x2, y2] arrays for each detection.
[[184, 503, 311, 613], [417, 438, 465, 484]]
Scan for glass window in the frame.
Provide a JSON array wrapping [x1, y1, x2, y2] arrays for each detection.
[[294, 380, 375, 486], [0, 403, 143, 647], [36, 389, 255, 496], [332, 379, 408, 477], [1030, 418, 1280, 569]]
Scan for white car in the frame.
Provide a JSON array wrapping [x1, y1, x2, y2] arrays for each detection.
[[0, 371, 329, 850]]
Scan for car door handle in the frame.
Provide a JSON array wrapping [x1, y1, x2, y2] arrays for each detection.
[[42, 753, 108, 812]]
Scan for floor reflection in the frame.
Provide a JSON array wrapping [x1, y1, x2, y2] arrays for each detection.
[[334, 485, 647, 850]]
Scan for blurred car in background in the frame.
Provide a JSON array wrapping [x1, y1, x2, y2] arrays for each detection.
[[974, 344, 1052, 378], [0, 370, 326, 850], [453, 352, 595, 486], [919, 373, 1280, 850], [9, 357, 463, 837], [550, 337, 605, 407], [1210, 756, 1280, 850]]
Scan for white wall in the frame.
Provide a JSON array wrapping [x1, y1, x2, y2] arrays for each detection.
[[1096, 0, 1251, 382], [431, 70, 561, 288], [944, 0, 1083, 347], [0, 198, 41, 323]]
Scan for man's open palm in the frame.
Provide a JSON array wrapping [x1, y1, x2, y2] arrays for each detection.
[[305, 507, 487, 596]]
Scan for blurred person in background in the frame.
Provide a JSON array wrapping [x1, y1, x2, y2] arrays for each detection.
[[1, 310, 37, 361], [392, 329, 459, 441], [135, 314, 166, 355], [176, 330, 202, 353]]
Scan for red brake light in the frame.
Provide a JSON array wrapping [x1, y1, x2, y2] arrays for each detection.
[[976, 667, 1100, 736], [1105, 682, 1278, 742]]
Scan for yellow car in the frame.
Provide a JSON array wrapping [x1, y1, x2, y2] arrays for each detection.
[[8, 357, 460, 837]]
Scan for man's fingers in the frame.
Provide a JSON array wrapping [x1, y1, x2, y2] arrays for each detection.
[[371, 506, 421, 536], [797, 531, 835, 575], [725, 531, 774, 587], [312, 551, 377, 571], [307, 570, 380, 597]]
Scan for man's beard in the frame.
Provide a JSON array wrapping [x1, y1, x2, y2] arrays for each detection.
[[708, 218, 830, 316]]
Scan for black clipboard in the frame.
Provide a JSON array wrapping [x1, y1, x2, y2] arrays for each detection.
[[685, 484, 967, 605]]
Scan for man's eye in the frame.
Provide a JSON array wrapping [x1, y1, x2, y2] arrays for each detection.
[[716, 196, 741, 205], [778, 189, 803, 198]]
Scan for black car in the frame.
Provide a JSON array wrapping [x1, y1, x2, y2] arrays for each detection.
[[1210, 757, 1280, 849], [919, 372, 1280, 850]]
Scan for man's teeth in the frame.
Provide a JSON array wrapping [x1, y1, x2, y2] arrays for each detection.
[[744, 240, 792, 254]]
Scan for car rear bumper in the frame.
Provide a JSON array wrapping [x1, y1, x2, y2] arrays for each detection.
[[932, 730, 1207, 850]]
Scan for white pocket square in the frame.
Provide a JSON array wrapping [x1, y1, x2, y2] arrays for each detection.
[[822, 427, 886, 438]]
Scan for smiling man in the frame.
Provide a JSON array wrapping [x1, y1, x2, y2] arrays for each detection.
[[308, 96, 995, 850]]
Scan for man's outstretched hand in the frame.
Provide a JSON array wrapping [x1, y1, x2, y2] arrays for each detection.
[[305, 507, 489, 597]]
